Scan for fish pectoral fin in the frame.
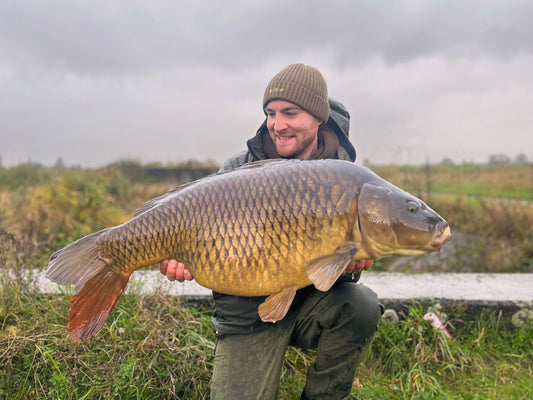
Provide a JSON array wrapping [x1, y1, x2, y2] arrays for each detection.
[[305, 242, 359, 291], [258, 286, 298, 323]]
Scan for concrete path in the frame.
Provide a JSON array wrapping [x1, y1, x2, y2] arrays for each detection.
[[33, 270, 533, 306]]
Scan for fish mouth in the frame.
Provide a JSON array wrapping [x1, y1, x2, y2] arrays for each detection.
[[430, 224, 452, 251]]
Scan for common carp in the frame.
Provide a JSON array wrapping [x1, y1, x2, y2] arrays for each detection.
[[47, 159, 451, 341]]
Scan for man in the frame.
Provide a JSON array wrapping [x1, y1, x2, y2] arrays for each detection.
[[160, 64, 382, 400]]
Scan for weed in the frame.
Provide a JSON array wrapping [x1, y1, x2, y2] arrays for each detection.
[[2, 273, 532, 399]]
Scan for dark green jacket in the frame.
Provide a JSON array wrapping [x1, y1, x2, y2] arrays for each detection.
[[213, 98, 360, 335]]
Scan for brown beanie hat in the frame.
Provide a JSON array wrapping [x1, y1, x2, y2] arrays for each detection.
[[263, 64, 330, 122]]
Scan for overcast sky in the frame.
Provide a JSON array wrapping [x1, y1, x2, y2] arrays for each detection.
[[1, 0, 532, 167]]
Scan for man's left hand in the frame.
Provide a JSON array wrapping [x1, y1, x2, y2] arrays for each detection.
[[344, 259, 374, 274]]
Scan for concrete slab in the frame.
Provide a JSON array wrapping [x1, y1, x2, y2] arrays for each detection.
[[32, 270, 533, 305], [359, 272, 533, 302]]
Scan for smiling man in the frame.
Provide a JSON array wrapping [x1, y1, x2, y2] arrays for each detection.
[[160, 64, 381, 400], [264, 99, 322, 159]]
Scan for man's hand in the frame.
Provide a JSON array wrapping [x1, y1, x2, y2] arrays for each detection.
[[344, 259, 373, 274], [160, 259, 194, 282]]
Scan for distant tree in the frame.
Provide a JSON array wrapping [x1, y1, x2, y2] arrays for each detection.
[[440, 157, 454, 166], [55, 157, 66, 169], [488, 153, 511, 165], [514, 153, 529, 165]]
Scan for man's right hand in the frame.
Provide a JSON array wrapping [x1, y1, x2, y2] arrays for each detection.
[[160, 259, 194, 282]]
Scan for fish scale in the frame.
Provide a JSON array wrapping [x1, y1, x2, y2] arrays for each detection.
[[47, 159, 451, 341]]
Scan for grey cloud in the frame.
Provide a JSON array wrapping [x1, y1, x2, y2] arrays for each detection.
[[2, 0, 532, 77], [0, 0, 190, 75], [1, 1, 532, 167]]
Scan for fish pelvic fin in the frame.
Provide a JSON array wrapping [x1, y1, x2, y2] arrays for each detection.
[[305, 242, 359, 291], [258, 286, 297, 323], [46, 229, 131, 341]]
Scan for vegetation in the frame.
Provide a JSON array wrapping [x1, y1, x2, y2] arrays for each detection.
[[366, 163, 533, 273], [1, 160, 532, 274], [1, 259, 532, 399], [369, 163, 533, 201], [1, 160, 532, 398]]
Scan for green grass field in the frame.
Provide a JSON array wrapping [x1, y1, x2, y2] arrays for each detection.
[[1, 274, 532, 399], [369, 163, 533, 200]]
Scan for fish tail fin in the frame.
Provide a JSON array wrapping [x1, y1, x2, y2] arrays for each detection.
[[68, 267, 130, 342], [46, 229, 131, 342]]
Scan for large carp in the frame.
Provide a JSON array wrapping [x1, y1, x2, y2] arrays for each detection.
[[47, 159, 451, 341]]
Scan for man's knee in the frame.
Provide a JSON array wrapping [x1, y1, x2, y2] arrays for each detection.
[[328, 283, 382, 338]]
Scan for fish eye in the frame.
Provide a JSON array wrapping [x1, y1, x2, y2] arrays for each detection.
[[406, 201, 419, 214]]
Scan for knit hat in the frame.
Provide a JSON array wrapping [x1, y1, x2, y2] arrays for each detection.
[[263, 64, 330, 122]]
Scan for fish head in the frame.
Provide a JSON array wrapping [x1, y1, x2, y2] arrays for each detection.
[[357, 183, 451, 257]]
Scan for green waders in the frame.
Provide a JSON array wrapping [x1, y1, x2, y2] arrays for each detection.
[[210, 282, 382, 400]]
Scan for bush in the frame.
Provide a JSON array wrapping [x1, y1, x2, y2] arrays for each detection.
[[1, 171, 128, 264]]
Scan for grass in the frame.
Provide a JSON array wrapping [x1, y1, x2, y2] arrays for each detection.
[[1, 283, 215, 399], [1, 260, 533, 399], [369, 163, 533, 201], [1, 242, 533, 399]]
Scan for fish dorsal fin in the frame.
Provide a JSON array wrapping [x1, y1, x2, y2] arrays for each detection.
[[133, 172, 222, 217], [305, 242, 359, 291], [134, 161, 287, 217], [234, 158, 286, 170], [258, 286, 297, 323], [133, 187, 185, 217]]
